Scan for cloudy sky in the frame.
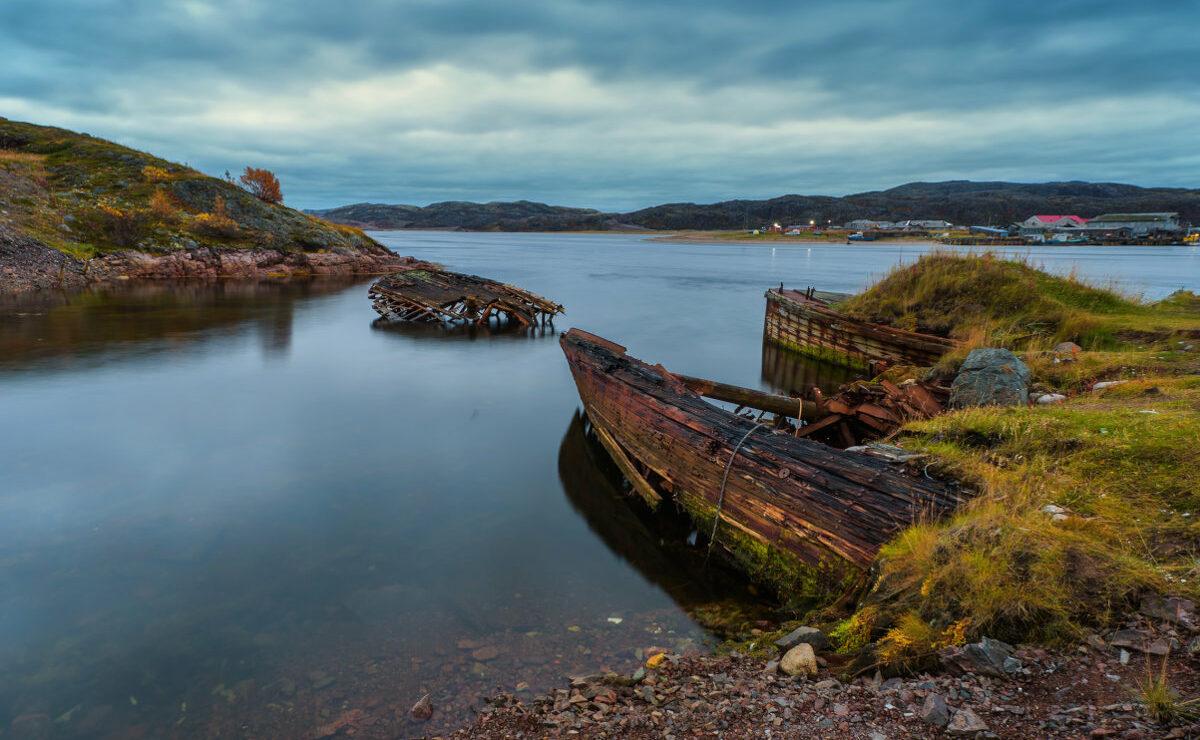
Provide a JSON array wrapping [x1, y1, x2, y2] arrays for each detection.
[[2, 1, 1197, 210]]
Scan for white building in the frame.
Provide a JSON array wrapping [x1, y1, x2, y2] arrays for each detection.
[[1020, 215, 1088, 230], [1082, 213, 1182, 236]]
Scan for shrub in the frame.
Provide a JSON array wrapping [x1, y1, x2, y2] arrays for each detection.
[[239, 166, 282, 204], [148, 187, 180, 222], [89, 200, 149, 247], [142, 165, 172, 182], [189, 194, 239, 239]]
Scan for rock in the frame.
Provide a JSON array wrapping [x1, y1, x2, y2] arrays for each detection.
[[949, 348, 1031, 408], [471, 646, 500, 661], [1187, 635, 1200, 657], [832, 703, 849, 716], [1037, 393, 1067, 404], [946, 707, 989, 735], [1092, 380, 1128, 391], [410, 693, 433, 721], [1054, 342, 1082, 357], [940, 637, 1021, 677], [920, 692, 950, 727], [763, 660, 780, 674], [1041, 504, 1071, 522], [779, 643, 818, 677], [774, 626, 829, 652], [1109, 629, 1171, 655], [1139, 595, 1195, 628]]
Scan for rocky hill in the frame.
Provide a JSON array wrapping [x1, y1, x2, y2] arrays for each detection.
[[316, 181, 1200, 232], [0, 118, 414, 291]]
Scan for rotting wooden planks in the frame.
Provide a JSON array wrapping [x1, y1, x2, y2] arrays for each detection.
[[560, 329, 964, 572], [369, 268, 563, 327], [764, 287, 958, 370]]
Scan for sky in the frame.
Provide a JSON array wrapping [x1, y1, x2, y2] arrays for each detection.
[[2, 1, 1198, 211]]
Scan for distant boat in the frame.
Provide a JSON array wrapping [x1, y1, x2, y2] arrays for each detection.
[[847, 231, 875, 242]]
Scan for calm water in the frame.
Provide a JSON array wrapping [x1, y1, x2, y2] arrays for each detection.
[[1, 234, 1196, 738]]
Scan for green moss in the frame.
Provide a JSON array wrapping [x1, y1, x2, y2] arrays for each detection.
[[768, 336, 872, 371], [673, 489, 862, 611]]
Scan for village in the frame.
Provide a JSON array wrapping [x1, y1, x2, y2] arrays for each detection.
[[753, 211, 1199, 246]]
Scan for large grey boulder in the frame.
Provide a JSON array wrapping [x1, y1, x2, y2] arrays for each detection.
[[949, 348, 1031, 408], [939, 637, 1021, 677]]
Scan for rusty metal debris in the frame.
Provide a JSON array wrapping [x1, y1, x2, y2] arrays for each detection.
[[369, 268, 563, 327]]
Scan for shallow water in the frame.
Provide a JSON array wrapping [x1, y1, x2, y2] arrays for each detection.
[[1, 234, 1196, 737]]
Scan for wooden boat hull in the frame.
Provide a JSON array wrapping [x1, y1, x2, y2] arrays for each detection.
[[765, 288, 958, 370], [559, 329, 962, 581]]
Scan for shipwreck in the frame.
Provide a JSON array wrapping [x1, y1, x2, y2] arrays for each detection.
[[369, 268, 563, 327], [765, 287, 958, 371], [560, 329, 963, 587]]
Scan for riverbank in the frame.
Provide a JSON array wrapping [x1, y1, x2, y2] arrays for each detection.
[[0, 224, 420, 292], [452, 619, 1200, 738]]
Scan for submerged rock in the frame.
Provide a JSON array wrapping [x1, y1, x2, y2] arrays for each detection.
[[949, 348, 1030, 408], [410, 693, 433, 721]]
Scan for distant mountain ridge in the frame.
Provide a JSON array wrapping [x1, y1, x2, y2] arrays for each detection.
[[311, 181, 1200, 232]]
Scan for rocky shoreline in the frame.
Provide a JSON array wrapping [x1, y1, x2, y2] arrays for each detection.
[[440, 598, 1199, 738], [0, 226, 421, 293]]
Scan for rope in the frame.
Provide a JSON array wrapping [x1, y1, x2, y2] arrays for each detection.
[[704, 421, 767, 568]]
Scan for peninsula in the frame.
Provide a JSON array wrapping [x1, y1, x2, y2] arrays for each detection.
[[0, 117, 417, 292]]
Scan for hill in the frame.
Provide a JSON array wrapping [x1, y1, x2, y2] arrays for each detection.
[[0, 117, 415, 291], [315, 181, 1200, 232], [309, 200, 631, 231]]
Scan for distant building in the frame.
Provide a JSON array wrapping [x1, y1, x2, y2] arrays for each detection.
[[896, 219, 953, 230], [1082, 212, 1183, 236], [1021, 215, 1087, 230], [844, 219, 897, 230]]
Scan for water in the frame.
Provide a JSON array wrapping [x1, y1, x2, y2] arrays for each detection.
[[1, 234, 1196, 737]]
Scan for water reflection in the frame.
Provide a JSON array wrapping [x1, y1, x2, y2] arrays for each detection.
[[0, 278, 369, 371], [760, 339, 861, 396], [557, 410, 775, 629], [370, 317, 558, 343]]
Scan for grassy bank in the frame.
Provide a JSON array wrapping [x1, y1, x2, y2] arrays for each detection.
[[802, 254, 1200, 664]]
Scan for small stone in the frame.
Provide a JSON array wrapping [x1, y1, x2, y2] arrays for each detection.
[[410, 693, 433, 721], [1119, 649, 1129, 665], [763, 660, 780, 675], [920, 692, 950, 727], [1092, 380, 1128, 391], [832, 703, 849, 717], [1037, 393, 1067, 404], [946, 707, 989, 735], [779, 643, 818, 677], [1053, 341, 1082, 356]]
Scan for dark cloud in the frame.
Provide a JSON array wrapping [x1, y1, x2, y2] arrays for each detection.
[[1, 0, 1195, 209]]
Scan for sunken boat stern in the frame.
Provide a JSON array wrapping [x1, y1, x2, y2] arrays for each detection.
[[559, 329, 964, 601], [765, 287, 958, 371]]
